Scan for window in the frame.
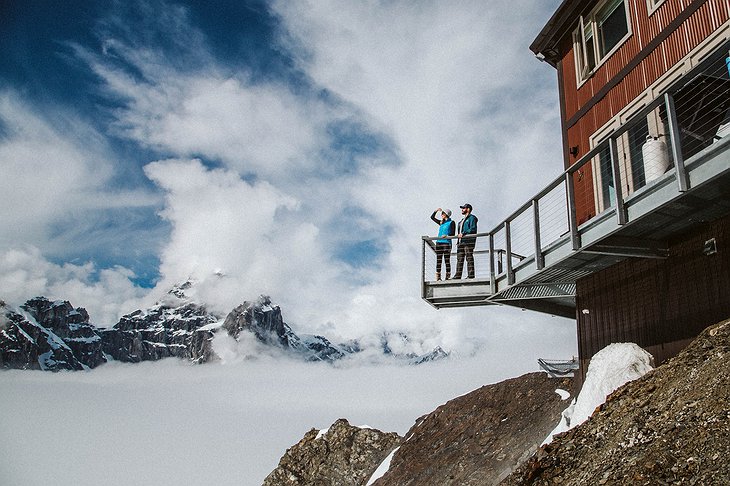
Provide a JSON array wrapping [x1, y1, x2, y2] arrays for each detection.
[[647, 0, 666, 15], [574, 0, 631, 81]]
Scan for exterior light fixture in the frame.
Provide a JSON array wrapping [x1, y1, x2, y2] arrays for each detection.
[[703, 238, 718, 256]]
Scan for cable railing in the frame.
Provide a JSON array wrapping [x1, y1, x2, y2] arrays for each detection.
[[422, 45, 730, 303]]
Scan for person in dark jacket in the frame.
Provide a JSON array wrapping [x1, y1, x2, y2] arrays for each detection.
[[430, 208, 455, 281], [453, 203, 478, 279]]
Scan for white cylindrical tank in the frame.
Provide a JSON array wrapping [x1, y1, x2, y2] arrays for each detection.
[[642, 135, 670, 183]]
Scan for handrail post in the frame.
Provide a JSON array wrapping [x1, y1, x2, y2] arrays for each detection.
[[505, 221, 515, 285], [421, 236, 427, 299], [532, 198, 544, 270], [664, 92, 689, 192], [489, 233, 496, 294], [609, 135, 627, 225], [565, 172, 581, 250]]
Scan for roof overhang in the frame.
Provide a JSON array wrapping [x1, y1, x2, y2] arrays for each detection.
[[530, 0, 594, 67]]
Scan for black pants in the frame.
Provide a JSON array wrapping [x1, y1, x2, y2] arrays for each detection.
[[454, 243, 475, 278], [435, 243, 451, 276]]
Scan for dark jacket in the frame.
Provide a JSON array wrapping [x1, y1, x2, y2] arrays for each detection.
[[458, 214, 478, 244]]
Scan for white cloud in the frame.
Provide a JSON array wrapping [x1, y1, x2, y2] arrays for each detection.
[[74, 7, 334, 182], [142, 158, 355, 317], [0, 246, 147, 325], [0, 92, 109, 247], [0, 343, 570, 485], [0, 89, 162, 262]]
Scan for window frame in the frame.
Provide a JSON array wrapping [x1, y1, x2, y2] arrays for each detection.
[[573, 0, 633, 86], [647, 0, 667, 16]]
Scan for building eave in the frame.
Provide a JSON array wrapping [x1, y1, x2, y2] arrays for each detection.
[[530, 0, 594, 67]]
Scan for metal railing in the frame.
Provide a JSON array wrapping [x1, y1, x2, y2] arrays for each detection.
[[422, 45, 730, 300], [421, 233, 525, 285]]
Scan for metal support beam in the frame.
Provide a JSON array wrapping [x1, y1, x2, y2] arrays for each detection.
[[496, 299, 576, 319], [665, 92, 689, 192], [489, 233, 496, 294], [533, 199, 545, 270], [421, 237, 427, 300], [505, 221, 515, 285], [609, 135, 627, 225], [583, 235, 669, 259], [566, 172, 581, 250]]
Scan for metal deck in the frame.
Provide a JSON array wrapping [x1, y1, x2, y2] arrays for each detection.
[[422, 53, 730, 316]]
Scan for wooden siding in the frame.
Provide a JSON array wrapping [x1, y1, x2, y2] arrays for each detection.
[[575, 213, 730, 374], [559, 0, 730, 222]]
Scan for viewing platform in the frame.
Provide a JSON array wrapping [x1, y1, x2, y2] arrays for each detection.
[[422, 48, 730, 317]]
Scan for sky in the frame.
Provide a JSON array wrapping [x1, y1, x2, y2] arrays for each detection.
[[0, 1, 585, 484], [1, 0, 570, 352]]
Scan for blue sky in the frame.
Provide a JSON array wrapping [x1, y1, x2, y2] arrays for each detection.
[[0, 0, 571, 353], [1, 0, 390, 285]]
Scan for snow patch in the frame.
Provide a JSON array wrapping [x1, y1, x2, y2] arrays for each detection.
[[554, 388, 570, 400], [198, 320, 224, 332], [543, 343, 654, 445], [315, 427, 329, 440], [366, 446, 399, 485]]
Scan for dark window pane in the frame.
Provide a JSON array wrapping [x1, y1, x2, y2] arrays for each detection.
[[586, 36, 596, 70], [599, 1, 628, 56]]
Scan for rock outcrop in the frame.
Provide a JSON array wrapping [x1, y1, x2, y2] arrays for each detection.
[[101, 294, 220, 364], [223, 296, 349, 362], [263, 418, 401, 486], [503, 318, 730, 485], [372, 373, 574, 485], [0, 298, 104, 371], [264, 373, 573, 486]]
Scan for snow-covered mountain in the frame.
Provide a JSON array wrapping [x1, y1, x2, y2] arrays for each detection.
[[100, 283, 221, 364], [1, 285, 449, 371], [0, 297, 105, 371], [223, 295, 357, 362]]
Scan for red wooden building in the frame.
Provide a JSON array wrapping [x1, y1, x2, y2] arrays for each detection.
[[421, 0, 730, 379]]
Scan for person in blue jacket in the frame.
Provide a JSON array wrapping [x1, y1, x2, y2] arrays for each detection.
[[430, 208, 455, 281], [453, 203, 478, 279]]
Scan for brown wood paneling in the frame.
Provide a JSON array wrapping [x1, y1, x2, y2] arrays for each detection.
[[563, 0, 724, 126], [556, 0, 730, 225], [643, 45, 667, 86], [553, 0, 730, 227], [562, 48, 580, 119], [576, 213, 730, 367], [624, 65, 645, 102]]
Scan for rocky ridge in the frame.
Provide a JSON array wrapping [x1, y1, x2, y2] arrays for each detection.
[[100, 297, 220, 364], [0, 297, 104, 371], [266, 372, 574, 486], [263, 418, 401, 486], [223, 296, 353, 362], [502, 317, 730, 485], [373, 373, 574, 486], [1, 287, 449, 370], [265, 317, 730, 486]]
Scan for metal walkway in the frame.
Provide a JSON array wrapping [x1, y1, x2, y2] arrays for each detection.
[[422, 50, 730, 317]]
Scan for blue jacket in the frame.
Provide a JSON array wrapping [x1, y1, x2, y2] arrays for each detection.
[[458, 214, 478, 244], [431, 211, 455, 245]]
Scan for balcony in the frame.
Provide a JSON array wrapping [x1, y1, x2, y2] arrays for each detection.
[[421, 46, 730, 316]]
